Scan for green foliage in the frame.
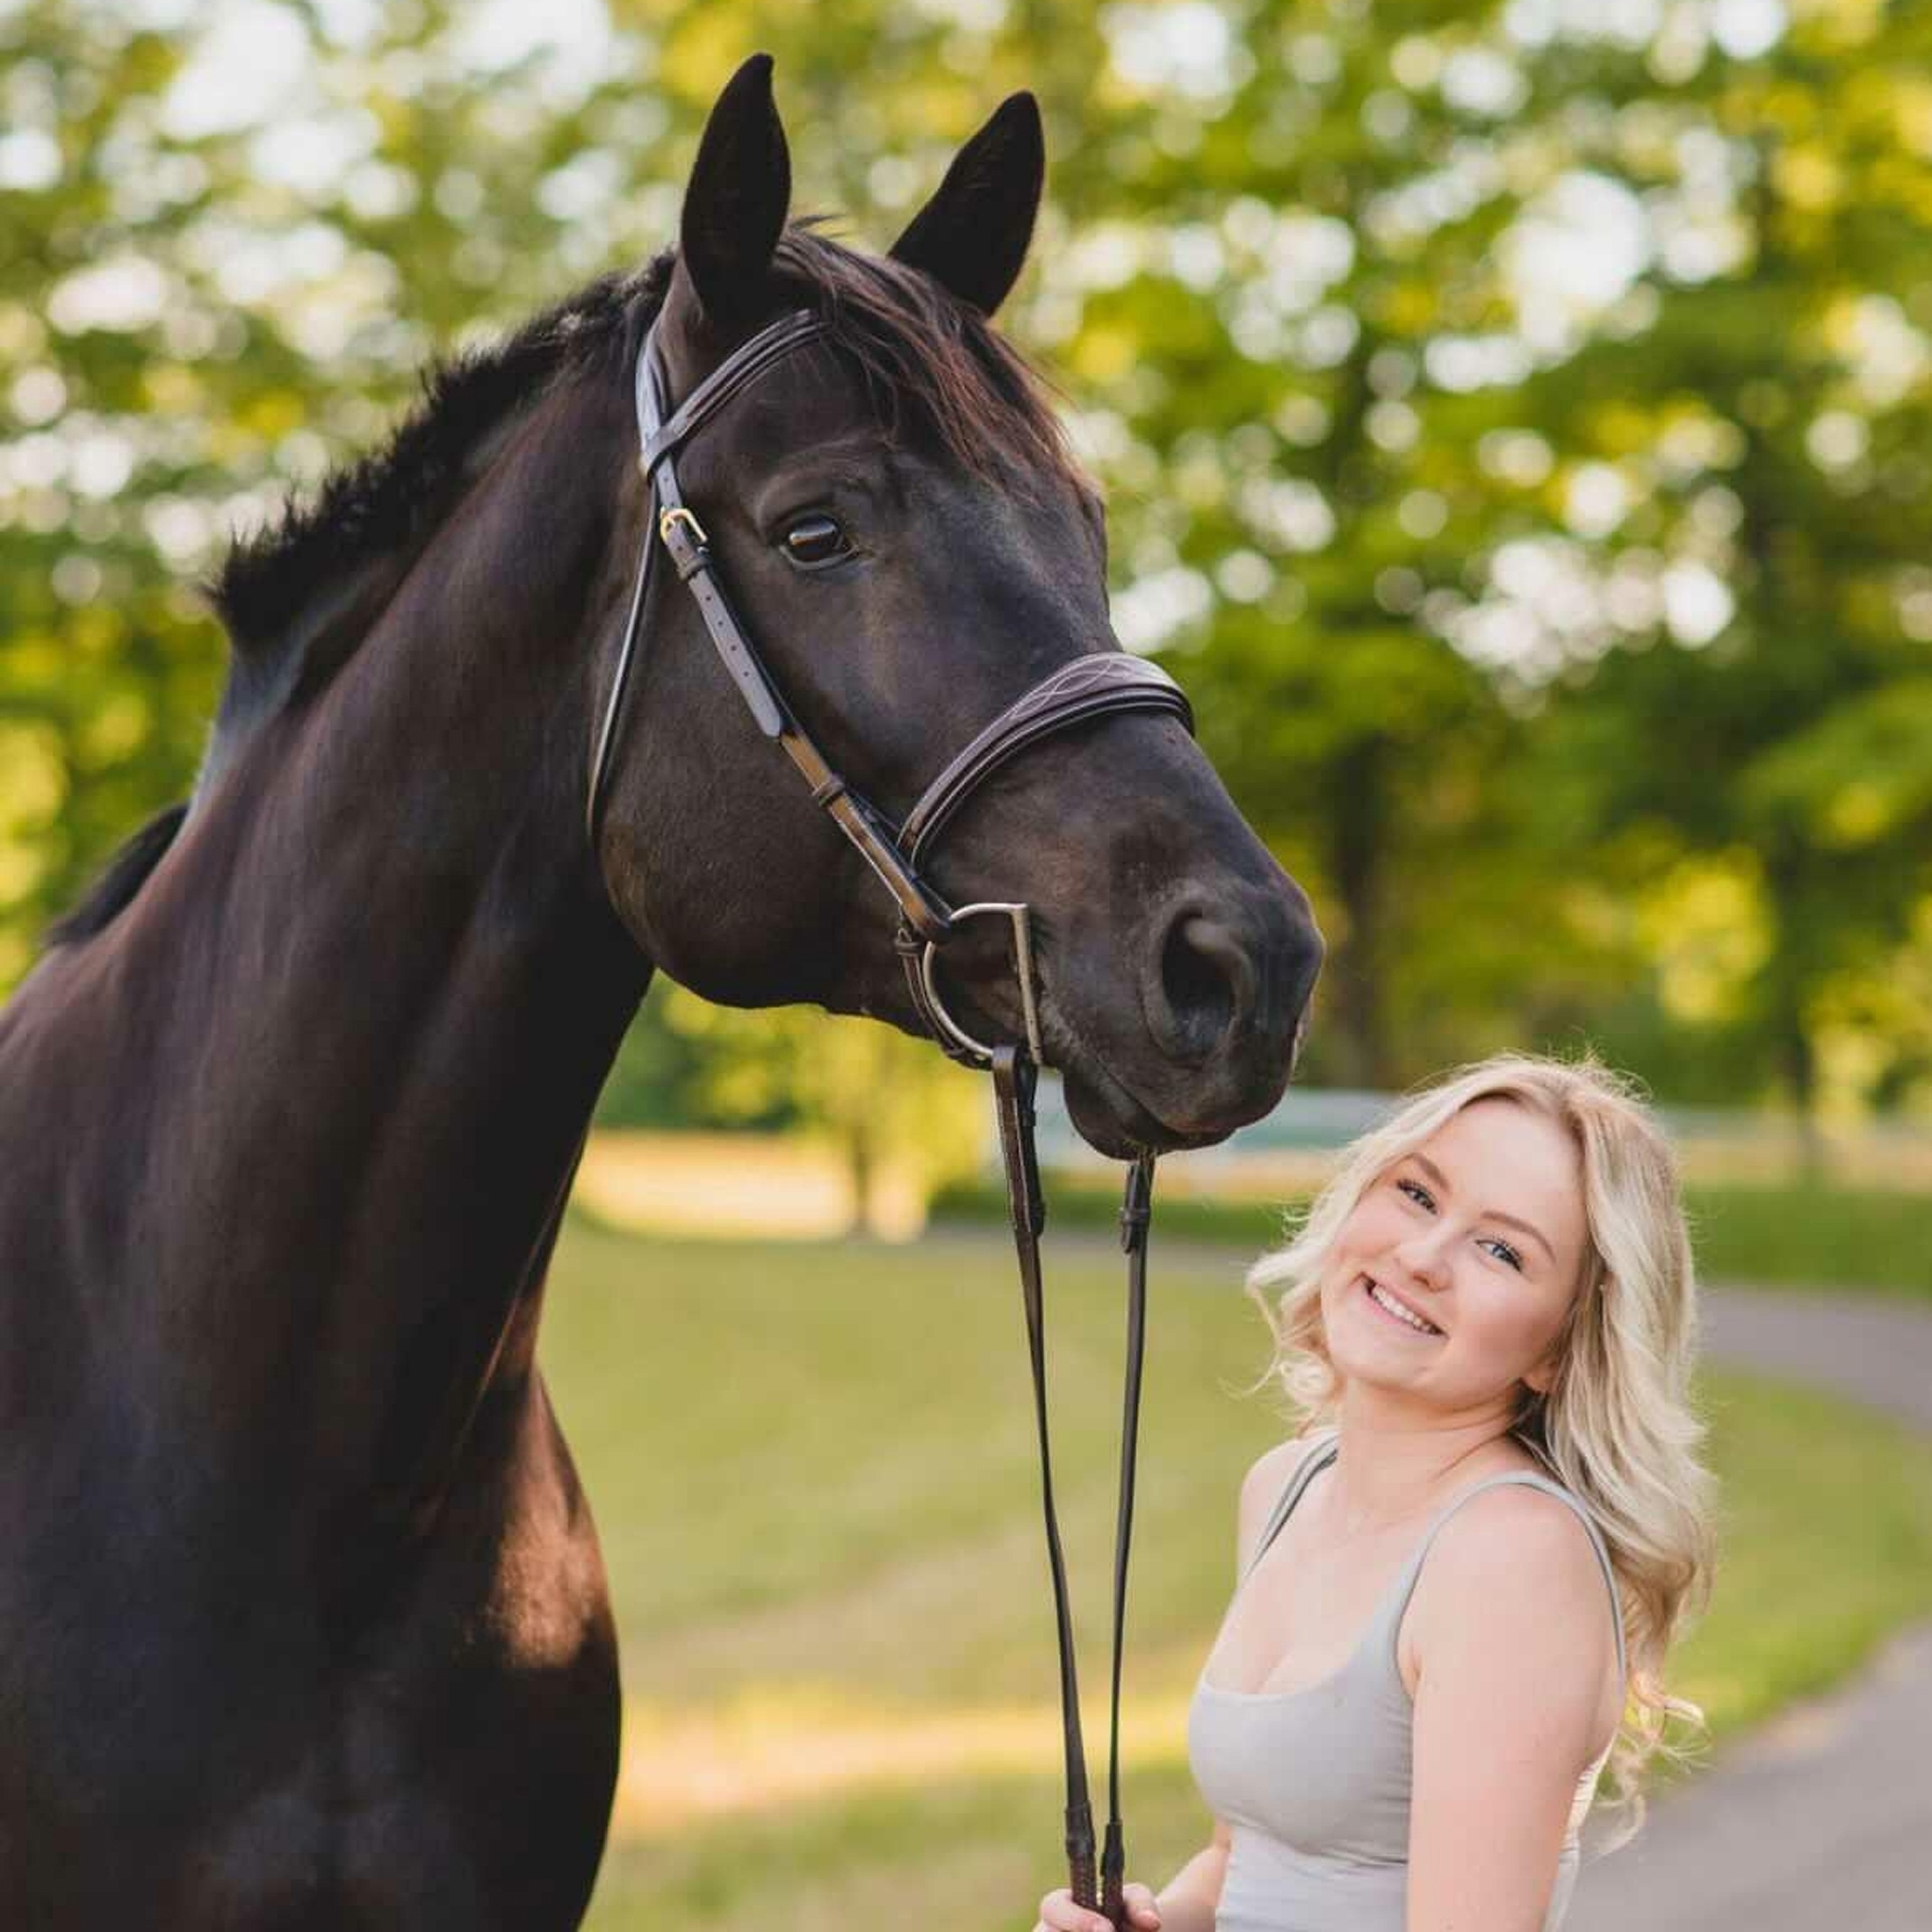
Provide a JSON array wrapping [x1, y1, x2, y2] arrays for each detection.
[[627, 981, 989, 1228], [6, 0, 1932, 1129], [592, 978, 732, 1130]]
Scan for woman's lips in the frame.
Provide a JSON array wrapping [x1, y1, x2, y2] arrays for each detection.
[[1361, 1273, 1445, 1337]]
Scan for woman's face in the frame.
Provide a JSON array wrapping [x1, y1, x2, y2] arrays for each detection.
[[1319, 1096, 1591, 1411]]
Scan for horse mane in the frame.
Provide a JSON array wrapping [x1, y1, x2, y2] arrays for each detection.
[[42, 804, 191, 947], [46, 221, 1083, 951]]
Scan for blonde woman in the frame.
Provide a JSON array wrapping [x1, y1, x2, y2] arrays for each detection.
[[1034, 1051, 1716, 1932]]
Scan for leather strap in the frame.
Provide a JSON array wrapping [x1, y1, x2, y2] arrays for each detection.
[[587, 311, 833, 847], [900, 654, 1193, 863], [585, 524, 660, 848], [607, 313, 955, 942], [994, 1047, 1154, 1930], [993, 1048, 1095, 1905], [637, 309, 825, 472], [1104, 1151, 1155, 1924]]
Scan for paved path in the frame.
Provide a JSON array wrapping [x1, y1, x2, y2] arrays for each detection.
[[1570, 1283, 1932, 1931], [1571, 1623, 1932, 1931], [1697, 1283, 1932, 1427]]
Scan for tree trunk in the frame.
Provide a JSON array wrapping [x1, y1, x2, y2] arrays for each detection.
[[845, 1113, 877, 1236], [1762, 837, 1826, 1182], [1329, 737, 1395, 1089]]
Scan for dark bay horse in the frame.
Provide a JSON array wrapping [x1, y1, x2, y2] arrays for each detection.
[[0, 60, 1322, 1928]]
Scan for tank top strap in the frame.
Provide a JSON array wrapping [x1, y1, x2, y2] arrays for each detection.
[[1240, 1429, 1342, 1585], [1380, 1471, 1628, 1685]]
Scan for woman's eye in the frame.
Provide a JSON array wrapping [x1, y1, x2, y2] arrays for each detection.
[[782, 514, 853, 567], [1396, 1178, 1433, 1209], [1484, 1239, 1525, 1272]]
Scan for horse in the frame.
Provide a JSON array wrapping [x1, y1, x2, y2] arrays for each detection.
[[0, 58, 1323, 1928]]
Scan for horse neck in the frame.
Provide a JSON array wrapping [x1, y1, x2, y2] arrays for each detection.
[[19, 375, 652, 1496]]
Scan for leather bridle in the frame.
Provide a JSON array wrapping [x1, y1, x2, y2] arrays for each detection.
[[588, 306, 1193, 1928]]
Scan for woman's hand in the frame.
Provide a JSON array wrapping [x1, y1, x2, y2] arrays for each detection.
[[1032, 1883, 1162, 1932]]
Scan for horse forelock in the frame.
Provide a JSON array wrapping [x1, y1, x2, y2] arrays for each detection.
[[769, 224, 1085, 506]]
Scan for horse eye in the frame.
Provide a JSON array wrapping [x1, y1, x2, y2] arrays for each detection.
[[782, 514, 852, 566]]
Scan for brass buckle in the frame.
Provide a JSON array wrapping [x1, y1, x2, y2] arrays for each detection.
[[659, 505, 708, 547], [919, 903, 1046, 1067]]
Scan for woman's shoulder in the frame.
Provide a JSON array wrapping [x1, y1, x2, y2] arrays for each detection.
[[1235, 1424, 1337, 1559], [1239, 1422, 1337, 1502], [1408, 1472, 1624, 1695], [1423, 1450, 1611, 1587], [1430, 1469, 1603, 1553], [1406, 1478, 1627, 1770]]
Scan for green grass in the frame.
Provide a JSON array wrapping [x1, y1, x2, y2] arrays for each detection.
[[540, 1220, 1932, 1932], [930, 1176, 1932, 1298], [1681, 1181, 1932, 1297]]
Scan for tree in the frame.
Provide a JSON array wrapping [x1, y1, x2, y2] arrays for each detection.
[[1468, 0, 1932, 1138]]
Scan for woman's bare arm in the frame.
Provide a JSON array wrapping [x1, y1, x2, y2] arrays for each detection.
[[1406, 1489, 1621, 1932], [1152, 1818, 1229, 1932]]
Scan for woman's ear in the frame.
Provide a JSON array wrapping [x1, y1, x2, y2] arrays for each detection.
[[679, 53, 792, 337], [889, 91, 1043, 316]]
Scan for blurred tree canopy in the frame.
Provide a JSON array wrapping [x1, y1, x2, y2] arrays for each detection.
[[4, 0, 1930, 1141]]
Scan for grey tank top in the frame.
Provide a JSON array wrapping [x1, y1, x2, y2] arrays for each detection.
[[1186, 1431, 1626, 1932]]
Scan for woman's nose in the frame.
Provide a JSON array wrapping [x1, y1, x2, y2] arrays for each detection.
[[1394, 1233, 1452, 1291]]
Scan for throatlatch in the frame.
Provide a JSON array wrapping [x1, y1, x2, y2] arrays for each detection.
[[588, 306, 1188, 1928]]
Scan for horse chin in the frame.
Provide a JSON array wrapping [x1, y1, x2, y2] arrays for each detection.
[[1059, 1060, 1229, 1160]]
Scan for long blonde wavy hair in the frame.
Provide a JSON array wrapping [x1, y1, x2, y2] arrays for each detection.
[[1243, 1050, 1717, 1848]]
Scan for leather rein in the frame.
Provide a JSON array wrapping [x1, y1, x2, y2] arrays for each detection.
[[588, 306, 1193, 1928]]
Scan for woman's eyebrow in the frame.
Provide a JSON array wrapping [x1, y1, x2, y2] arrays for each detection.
[[1410, 1152, 1555, 1261]]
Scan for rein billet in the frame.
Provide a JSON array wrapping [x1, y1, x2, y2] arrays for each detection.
[[588, 306, 1193, 1930]]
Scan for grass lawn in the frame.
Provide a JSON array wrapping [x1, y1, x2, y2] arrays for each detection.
[[539, 1219, 1932, 1932]]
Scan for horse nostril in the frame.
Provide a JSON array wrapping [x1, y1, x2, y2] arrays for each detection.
[[1154, 913, 1253, 1063]]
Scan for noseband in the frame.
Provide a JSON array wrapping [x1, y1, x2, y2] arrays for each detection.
[[588, 307, 1193, 1928]]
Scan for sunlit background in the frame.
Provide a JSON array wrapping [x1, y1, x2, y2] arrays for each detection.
[[9, 0, 1932, 1180]]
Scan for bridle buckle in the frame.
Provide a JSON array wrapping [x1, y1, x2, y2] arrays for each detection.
[[658, 504, 708, 548]]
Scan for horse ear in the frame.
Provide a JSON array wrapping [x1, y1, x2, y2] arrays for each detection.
[[679, 53, 792, 335], [890, 92, 1043, 318]]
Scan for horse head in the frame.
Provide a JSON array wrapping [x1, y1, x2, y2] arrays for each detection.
[[591, 57, 1323, 1155]]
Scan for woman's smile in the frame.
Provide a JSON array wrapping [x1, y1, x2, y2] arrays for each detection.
[[1360, 1272, 1446, 1337]]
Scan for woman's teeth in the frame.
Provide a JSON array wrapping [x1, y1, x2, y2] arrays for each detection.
[[1366, 1277, 1443, 1337]]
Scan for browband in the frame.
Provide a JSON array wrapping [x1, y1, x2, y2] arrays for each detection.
[[636, 310, 827, 470]]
